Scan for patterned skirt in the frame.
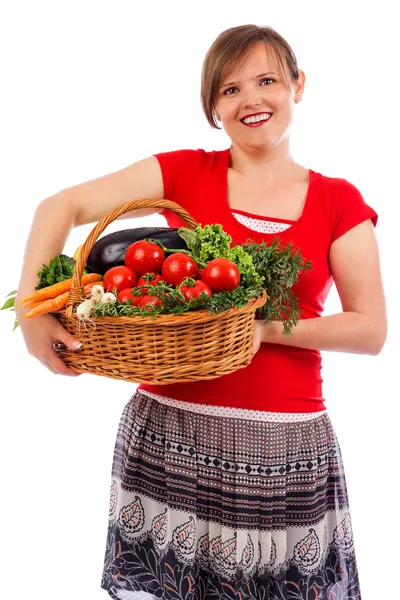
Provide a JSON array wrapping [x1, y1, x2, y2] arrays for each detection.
[[101, 390, 361, 600]]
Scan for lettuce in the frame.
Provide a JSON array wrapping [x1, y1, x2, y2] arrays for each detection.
[[178, 224, 262, 287]]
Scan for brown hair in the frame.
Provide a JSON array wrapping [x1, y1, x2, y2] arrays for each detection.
[[201, 25, 300, 130]]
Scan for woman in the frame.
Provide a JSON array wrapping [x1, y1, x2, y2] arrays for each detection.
[[15, 25, 386, 600]]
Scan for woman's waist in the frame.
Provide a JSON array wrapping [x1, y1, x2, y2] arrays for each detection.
[[139, 344, 325, 412], [137, 389, 327, 421]]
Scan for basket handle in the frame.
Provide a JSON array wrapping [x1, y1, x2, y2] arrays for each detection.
[[65, 198, 199, 314]]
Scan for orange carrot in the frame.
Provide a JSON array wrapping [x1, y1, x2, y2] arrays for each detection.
[[24, 292, 71, 318], [23, 281, 101, 318], [23, 281, 99, 309], [24, 300, 44, 309], [19, 273, 102, 306]]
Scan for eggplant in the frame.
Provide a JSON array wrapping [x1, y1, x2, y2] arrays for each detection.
[[86, 227, 188, 274]]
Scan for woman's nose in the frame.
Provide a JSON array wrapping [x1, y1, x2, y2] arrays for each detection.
[[242, 88, 262, 108]]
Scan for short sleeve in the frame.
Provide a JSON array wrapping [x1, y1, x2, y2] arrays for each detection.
[[153, 149, 204, 227], [153, 149, 204, 203], [331, 179, 378, 243]]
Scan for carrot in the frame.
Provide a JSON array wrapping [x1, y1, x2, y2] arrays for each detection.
[[24, 292, 71, 318], [23, 281, 100, 309], [23, 281, 101, 318], [24, 300, 44, 309], [19, 273, 102, 306]]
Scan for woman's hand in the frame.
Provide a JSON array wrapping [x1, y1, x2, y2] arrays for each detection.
[[17, 312, 82, 376], [252, 320, 281, 356]]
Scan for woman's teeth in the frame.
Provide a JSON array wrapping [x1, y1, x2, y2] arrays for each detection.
[[242, 113, 272, 125]]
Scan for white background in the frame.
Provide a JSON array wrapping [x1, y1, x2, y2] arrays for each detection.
[[0, 2, 398, 599]]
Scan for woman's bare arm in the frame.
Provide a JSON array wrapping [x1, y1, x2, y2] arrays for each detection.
[[16, 155, 164, 303], [69, 156, 164, 226], [15, 155, 164, 375], [255, 219, 387, 355]]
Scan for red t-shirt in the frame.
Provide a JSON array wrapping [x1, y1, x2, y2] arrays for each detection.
[[139, 148, 378, 413]]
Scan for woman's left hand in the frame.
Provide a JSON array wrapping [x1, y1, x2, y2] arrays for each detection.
[[252, 320, 281, 356]]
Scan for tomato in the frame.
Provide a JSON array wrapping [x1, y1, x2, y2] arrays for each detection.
[[193, 268, 204, 280], [139, 294, 163, 309], [180, 280, 213, 301], [117, 288, 142, 306], [202, 258, 240, 292], [124, 241, 164, 276], [137, 273, 164, 287], [161, 253, 199, 286], [103, 266, 137, 293]]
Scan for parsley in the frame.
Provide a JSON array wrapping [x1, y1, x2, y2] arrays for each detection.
[[35, 254, 87, 290], [0, 290, 19, 330]]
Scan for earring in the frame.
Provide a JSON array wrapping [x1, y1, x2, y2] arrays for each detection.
[[295, 98, 301, 103]]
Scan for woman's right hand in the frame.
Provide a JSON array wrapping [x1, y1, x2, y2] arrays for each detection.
[[17, 312, 82, 376]]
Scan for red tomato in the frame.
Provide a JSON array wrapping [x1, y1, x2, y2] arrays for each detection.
[[193, 268, 204, 280], [139, 294, 163, 309], [162, 253, 198, 286], [202, 258, 240, 292], [124, 241, 164, 276], [117, 288, 142, 306], [180, 280, 213, 301], [137, 273, 164, 287], [103, 266, 137, 293]]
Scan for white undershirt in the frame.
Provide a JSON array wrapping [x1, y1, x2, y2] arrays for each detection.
[[231, 212, 293, 233]]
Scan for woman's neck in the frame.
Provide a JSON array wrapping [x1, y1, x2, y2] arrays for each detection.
[[229, 143, 299, 185]]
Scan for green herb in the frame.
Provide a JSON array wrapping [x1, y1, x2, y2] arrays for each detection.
[[0, 290, 19, 330], [35, 254, 87, 290], [91, 280, 263, 320], [3, 252, 90, 332], [208, 285, 263, 312], [243, 238, 313, 336]]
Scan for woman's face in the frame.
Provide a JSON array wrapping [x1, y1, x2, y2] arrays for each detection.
[[214, 41, 305, 151]]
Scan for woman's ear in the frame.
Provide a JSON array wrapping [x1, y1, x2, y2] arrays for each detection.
[[296, 70, 306, 99]]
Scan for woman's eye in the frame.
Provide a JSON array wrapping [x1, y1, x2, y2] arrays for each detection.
[[260, 78, 275, 85], [223, 78, 274, 95], [223, 87, 237, 96]]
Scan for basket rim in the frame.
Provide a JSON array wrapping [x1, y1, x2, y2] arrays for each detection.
[[56, 289, 267, 327]]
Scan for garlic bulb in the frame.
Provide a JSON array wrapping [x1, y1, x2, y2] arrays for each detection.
[[101, 292, 117, 304], [76, 298, 96, 320], [90, 284, 105, 303]]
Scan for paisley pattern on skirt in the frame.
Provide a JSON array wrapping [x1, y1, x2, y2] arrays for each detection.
[[101, 390, 362, 599]]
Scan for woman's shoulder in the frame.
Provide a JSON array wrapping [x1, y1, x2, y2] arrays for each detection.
[[312, 169, 377, 228], [154, 147, 228, 160], [312, 168, 362, 195], [313, 171, 361, 200], [153, 147, 229, 176]]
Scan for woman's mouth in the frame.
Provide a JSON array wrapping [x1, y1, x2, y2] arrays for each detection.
[[241, 113, 273, 127]]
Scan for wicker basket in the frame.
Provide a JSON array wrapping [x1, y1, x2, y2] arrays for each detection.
[[53, 198, 267, 384]]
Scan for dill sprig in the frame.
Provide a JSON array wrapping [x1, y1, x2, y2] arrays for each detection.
[[243, 238, 313, 336], [91, 281, 263, 320]]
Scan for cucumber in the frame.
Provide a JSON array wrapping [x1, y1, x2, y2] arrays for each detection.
[[86, 227, 188, 274]]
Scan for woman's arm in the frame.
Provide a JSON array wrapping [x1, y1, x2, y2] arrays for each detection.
[[254, 219, 387, 356], [15, 155, 164, 310], [15, 155, 165, 375]]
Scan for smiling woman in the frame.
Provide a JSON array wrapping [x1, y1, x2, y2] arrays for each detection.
[[98, 25, 385, 600], [12, 20, 385, 600], [201, 25, 301, 130]]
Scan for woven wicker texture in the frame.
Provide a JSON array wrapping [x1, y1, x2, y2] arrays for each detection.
[[54, 199, 267, 384]]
